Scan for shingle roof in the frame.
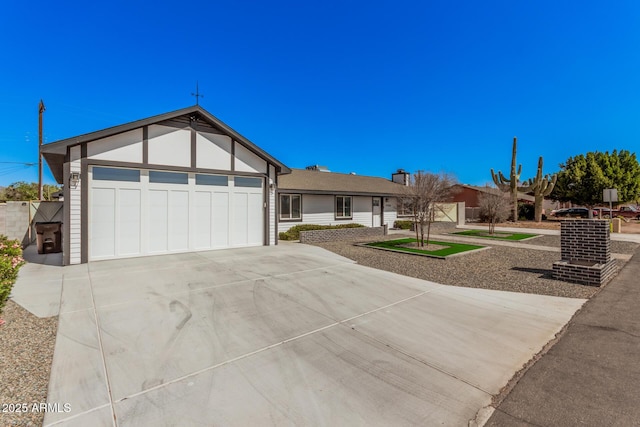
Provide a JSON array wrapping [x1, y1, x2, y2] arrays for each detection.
[[278, 169, 407, 196]]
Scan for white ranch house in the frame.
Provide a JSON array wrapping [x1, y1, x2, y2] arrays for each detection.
[[41, 106, 421, 265], [277, 168, 411, 233]]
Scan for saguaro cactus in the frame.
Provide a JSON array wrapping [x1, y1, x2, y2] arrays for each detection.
[[527, 156, 557, 222], [491, 137, 534, 222]]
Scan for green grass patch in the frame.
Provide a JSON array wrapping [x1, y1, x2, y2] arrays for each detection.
[[365, 238, 484, 258], [452, 230, 537, 241]]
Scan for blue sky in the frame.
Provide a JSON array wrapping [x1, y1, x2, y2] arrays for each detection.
[[1, 1, 639, 187]]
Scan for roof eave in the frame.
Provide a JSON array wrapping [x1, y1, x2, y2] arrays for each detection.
[[277, 188, 404, 197]]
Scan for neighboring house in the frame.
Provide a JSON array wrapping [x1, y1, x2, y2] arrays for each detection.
[[450, 184, 536, 207], [41, 105, 289, 265], [277, 168, 411, 232], [451, 184, 556, 214]]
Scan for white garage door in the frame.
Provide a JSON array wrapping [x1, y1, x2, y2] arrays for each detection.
[[89, 167, 264, 261]]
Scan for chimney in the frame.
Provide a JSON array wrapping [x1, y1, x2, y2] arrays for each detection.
[[392, 169, 410, 186], [305, 165, 330, 172]]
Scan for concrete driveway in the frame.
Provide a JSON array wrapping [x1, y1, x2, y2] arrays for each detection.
[[27, 244, 585, 426]]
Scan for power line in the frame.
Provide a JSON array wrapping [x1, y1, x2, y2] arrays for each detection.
[[0, 161, 37, 166]]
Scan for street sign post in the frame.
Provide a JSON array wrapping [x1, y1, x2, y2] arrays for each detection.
[[603, 189, 618, 225]]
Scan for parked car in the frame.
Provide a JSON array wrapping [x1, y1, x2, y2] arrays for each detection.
[[594, 207, 614, 218], [616, 206, 640, 220], [594, 206, 640, 220], [554, 207, 593, 218], [550, 208, 568, 217]]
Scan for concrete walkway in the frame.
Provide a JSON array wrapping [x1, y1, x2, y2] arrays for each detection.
[[389, 229, 634, 261], [486, 246, 640, 426], [10, 244, 585, 426], [456, 223, 640, 243], [10, 245, 66, 318]]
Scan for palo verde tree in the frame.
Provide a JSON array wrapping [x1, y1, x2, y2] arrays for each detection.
[[551, 150, 640, 206], [404, 171, 455, 247], [491, 137, 534, 222]]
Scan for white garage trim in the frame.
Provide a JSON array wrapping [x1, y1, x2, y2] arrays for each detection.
[[88, 166, 265, 261]]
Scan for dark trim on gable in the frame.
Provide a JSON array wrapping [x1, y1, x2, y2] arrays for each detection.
[[85, 159, 267, 178], [231, 140, 236, 171], [190, 125, 197, 169], [158, 118, 191, 129], [80, 144, 89, 264], [142, 126, 149, 165], [40, 105, 290, 174]]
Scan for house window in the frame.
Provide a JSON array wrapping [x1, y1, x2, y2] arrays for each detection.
[[149, 171, 188, 184], [234, 177, 262, 188], [93, 167, 140, 182], [280, 194, 301, 220], [335, 196, 352, 219], [196, 174, 228, 186], [397, 197, 414, 217]]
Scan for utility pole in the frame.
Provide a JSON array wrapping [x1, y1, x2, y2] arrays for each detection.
[[38, 100, 46, 200]]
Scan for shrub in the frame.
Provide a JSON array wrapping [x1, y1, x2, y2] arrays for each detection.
[[0, 236, 25, 315], [279, 223, 365, 240], [518, 203, 535, 221], [393, 220, 413, 230]]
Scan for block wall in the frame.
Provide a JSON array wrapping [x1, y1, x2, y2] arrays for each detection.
[[560, 219, 611, 264], [299, 225, 388, 244], [553, 219, 617, 287]]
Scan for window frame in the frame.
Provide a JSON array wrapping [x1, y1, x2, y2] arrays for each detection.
[[335, 195, 353, 220], [279, 194, 302, 221], [195, 174, 228, 186], [234, 176, 263, 188], [148, 170, 189, 185], [92, 167, 140, 182]]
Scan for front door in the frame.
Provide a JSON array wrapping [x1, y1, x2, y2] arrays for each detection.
[[372, 197, 381, 227]]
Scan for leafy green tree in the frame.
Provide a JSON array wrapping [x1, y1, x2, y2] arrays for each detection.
[[551, 150, 640, 206], [0, 182, 61, 201]]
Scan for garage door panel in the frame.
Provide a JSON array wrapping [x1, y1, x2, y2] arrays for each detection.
[[213, 192, 229, 248], [233, 193, 248, 246], [91, 188, 116, 258], [194, 192, 212, 249], [169, 191, 189, 251], [248, 193, 263, 245], [149, 190, 168, 253], [119, 189, 141, 255]]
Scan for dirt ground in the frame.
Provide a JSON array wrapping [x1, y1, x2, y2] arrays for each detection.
[[482, 219, 640, 234]]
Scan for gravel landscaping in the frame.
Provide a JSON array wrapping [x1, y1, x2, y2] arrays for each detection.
[[0, 300, 57, 427], [315, 232, 637, 299]]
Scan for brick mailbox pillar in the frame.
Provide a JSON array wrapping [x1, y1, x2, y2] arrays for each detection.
[[552, 219, 617, 286]]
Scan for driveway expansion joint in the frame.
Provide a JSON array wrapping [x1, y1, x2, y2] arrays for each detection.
[[87, 273, 118, 427]]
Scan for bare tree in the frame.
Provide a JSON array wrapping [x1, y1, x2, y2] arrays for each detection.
[[405, 171, 455, 247], [478, 185, 511, 234]]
